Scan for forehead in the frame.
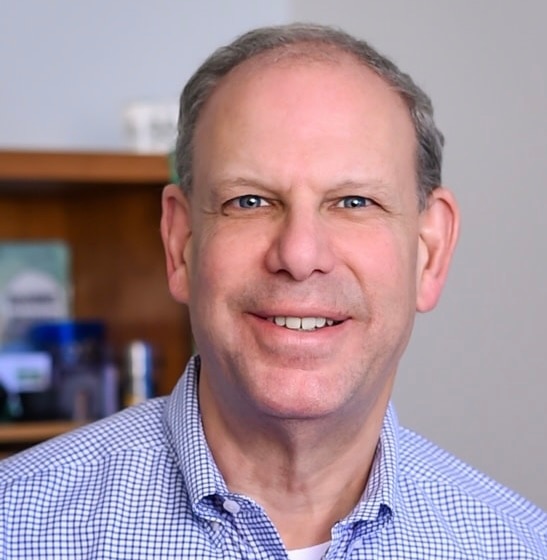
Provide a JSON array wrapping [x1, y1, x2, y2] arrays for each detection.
[[192, 49, 417, 193], [201, 44, 412, 128]]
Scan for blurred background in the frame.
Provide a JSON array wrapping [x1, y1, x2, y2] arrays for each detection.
[[1, 1, 545, 508]]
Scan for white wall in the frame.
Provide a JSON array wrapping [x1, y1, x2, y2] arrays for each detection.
[[291, 0, 547, 509], [0, 0, 289, 148], [1, 0, 545, 509]]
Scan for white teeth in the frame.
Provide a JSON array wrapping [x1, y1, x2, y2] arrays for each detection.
[[270, 316, 336, 331], [285, 317, 301, 329], [300, 317, 316, 331]]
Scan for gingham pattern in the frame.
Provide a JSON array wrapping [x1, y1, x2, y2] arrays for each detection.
[[1, 356, 545, 559]]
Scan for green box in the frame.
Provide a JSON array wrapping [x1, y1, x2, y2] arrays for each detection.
[[0, 241, 71, 348]]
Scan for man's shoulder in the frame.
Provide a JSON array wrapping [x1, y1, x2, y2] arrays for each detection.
[[396, 425, 546, 553], [0, 396, 202, 558], [0, 396, 169, 486]]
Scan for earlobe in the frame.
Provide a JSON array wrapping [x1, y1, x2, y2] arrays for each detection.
[[416, 188, 460, 312], [160, 184, 192, 304]]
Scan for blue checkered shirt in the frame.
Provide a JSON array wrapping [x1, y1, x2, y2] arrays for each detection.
[[1, 356, 545, 559]]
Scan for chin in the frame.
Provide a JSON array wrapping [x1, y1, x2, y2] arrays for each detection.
[[249, 384, 345, 421]]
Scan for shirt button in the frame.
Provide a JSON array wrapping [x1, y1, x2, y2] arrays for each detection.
[[222, 498, 241, 515]]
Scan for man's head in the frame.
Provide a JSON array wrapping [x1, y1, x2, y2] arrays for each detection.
[[161, 23, 458, 427], [174, 23, 444, 210]]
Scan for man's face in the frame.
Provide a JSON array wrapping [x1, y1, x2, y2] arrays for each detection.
[[165, 55, 447, 422]]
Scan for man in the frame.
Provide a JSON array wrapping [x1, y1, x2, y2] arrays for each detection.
[[1, 23, 545, 559]]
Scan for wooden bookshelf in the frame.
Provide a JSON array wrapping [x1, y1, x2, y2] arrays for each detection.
[[0, 420, 86, 458], [0, 149, 171, 185], [0, 421, 84, 444], [0, 150, 192, 442]]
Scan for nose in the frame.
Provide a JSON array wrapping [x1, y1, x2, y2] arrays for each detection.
[[264, 209, 336, 281]]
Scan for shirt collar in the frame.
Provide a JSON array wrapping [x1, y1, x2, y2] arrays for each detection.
[[163, 355, 229, 512], [343, 402, 399, 524], [163, 356, 399, 523]]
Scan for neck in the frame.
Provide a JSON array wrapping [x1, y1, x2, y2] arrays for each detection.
[[199, 375, 391, 549]]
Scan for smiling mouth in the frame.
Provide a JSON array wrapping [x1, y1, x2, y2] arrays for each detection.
[[266, 316, 342, 331]]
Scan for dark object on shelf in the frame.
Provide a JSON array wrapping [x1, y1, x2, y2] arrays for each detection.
[[28, 320, 119, 421]]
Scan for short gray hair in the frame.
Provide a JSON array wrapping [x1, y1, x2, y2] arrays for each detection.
[[175, 23, 444, 210]]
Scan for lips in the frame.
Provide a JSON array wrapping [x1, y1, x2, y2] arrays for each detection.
[[266, 316, 341, 331]]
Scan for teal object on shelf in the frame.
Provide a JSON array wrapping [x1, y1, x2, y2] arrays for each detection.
[[168, 151, 179, 184]]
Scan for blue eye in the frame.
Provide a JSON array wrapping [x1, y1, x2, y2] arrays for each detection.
[[233, 195, 269, 209], [337, 196, 373, 209]]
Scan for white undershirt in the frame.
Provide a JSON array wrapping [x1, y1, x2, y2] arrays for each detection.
[[287, 541, 331, 560]]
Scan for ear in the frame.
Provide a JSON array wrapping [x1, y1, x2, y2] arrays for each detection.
[[415, 187, 460, 312], [160, 184, 192, 304]]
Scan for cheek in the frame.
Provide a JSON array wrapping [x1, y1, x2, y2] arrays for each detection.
[[189, 226, 258, 313], [345, 228, 418, 306], [354, 227, 414, 273], [197, 221, 268, 275]]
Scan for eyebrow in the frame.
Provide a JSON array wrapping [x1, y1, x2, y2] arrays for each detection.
[[206, 177, 281, 206], [211, 176, 393, 193], [330, 178, 392, 195], [212, 176, 270, 191]]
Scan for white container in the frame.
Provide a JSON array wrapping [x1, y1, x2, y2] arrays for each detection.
[[123, 101, 178, 154]]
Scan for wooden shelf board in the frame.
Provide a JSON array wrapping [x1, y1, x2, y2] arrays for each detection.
[[0, 149, 171, 186], [0, 421, 85, 444]]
